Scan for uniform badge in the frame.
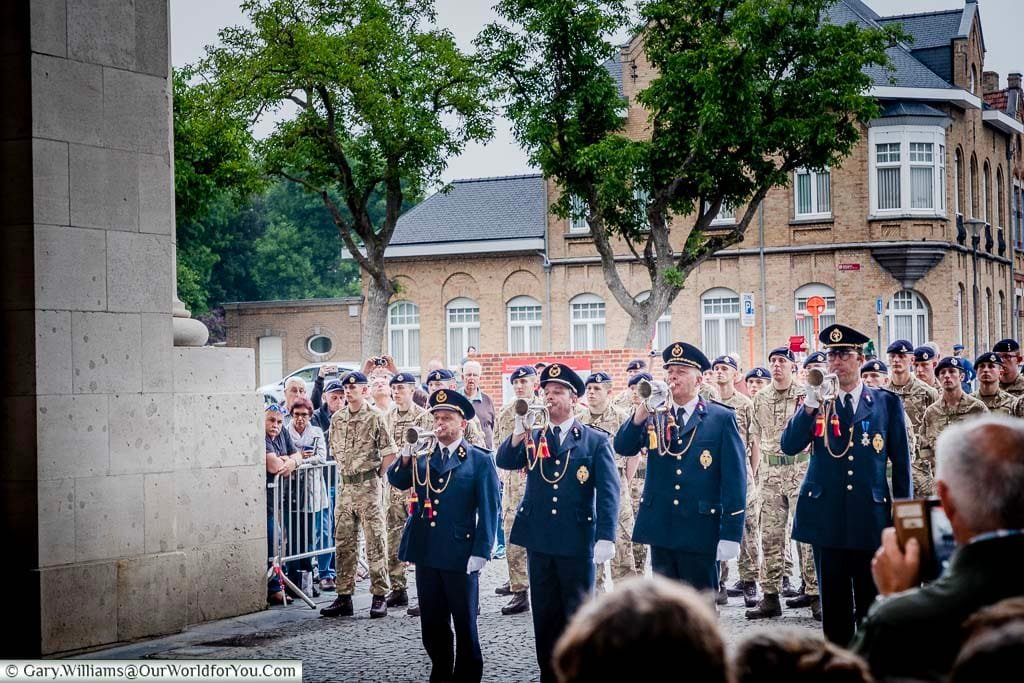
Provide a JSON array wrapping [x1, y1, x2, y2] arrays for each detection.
[[672, 344, 683, 357], [550, 365, 561, 377], [699, 450, 713, 469], [457, 446, 466, 460], [830, 328, 843, 343], [576, 465, 589, 484], [861, 432, 870, 447], [872, 433, 884, 453], [436, 390, 447, 403]]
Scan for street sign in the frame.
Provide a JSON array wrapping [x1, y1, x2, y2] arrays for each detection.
[[838, 263, 861, 271], [741, 292, 755, 327], [805, 296, 827, 317], [876, 297, 883, 315]]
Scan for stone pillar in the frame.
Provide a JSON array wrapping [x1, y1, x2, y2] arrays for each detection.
[[1, 0, 263, 656]]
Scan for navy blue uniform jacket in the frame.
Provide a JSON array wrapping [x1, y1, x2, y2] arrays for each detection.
[[614, 399, 746, 554], [387, 439, 500, 573], [495, 421, 619, 560], [780, 385, 912, 550]]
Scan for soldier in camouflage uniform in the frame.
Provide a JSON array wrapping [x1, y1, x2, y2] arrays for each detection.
[[972, 352, 1017, 414], [994, 338, 1024, 396], [320, 372, 396, 619], [913, 346, 941, 392], [887, 340, 939, 495], [747, 347, 820, 621], [578, 372, 636, 592], [917, 357, 989, 496], [493, 365, 545, 615], [382, 372, 432, 608], [745, 367, 770, 396], [624, 371, 651, 573], [611, 358, 647, 413], [712, 355, 761, 608]]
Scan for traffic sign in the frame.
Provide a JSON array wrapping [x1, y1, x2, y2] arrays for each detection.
[[805, 295, 827, 317], [876, 297, 883, 315], [741, 293, 755, 327]]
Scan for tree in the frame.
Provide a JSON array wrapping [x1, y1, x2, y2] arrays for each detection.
[[203, 0, 494, 355], [479, 0, 901, 348]]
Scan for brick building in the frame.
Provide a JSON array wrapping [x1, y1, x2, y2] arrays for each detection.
[[226, 0, 1024, 383]]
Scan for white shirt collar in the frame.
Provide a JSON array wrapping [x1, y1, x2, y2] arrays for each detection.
[[838, 381, 865, 413], [672, 394, 701, 422], [554, 415, 576, 444], [437, 436, 465, 454]]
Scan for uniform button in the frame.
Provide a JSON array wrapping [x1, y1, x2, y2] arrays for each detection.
[[433, 499, 439, 505], [675, 484, 681, 490], [677, 439, 683, 444], [430, 521, 436, 527], [676, 455, 682, 461], [553, 483, 559, 490], [466, 533, 471, 539], [676, 469, 682, 475], [555, 460, 561, 465], [710, 508, 715, 513], [519, 507, 524, 512], [439, 478, 445, 484], [552, 497, 558, 502], [847, 470, 853, 476], [552, 509, 558, 515], [673, 499, 679, 506], [848, 456, 854, 462], [640, 497, 645, 503], [847, 484, 853, 491], [587, 516, 593, 521]]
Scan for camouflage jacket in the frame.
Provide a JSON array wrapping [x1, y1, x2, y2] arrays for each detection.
[[889, 375, 939, 433], [750, 382, 805, 457], [972, 389, 1018, 415], [1000, 372, 1024, 397], [329, 403, 396, 476], [575, 404, 628, 467], [917, 393, 989, 463], [717, 391, 753, 448], [385, 403, 432, 454]]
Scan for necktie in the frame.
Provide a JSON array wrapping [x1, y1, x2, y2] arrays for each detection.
[[552, 426, 561, 445], [441, 447, 449, 464], [839, 393, 854, 427], [677, 407, 687, 427]]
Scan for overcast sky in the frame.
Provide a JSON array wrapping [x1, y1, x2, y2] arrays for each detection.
[[171, 0, 1023, 185]]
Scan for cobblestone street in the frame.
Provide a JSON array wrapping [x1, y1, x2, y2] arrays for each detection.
[[92, 557, 819, 682]]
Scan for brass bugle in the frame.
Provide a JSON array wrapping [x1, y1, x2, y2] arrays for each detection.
[[806, 368, 838, 401], [637, 378, 669, 411]]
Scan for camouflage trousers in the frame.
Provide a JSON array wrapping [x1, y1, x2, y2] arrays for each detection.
[[721, 464, 762, 584], [502, 469, 529, 593], [335, 478, 389, 597], [759, 460, 817, 596], [912, 456, 936, 497], [596, 470, 638, 592], [630, 475, 647, 573], [384, 484, 409, 592]]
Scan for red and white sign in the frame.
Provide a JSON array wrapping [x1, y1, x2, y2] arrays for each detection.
[[838, 263, 861, 272]]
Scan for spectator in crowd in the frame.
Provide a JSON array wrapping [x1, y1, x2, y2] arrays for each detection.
[[852, 414, 1024, 680], [265, 404, 301, 605], [312, 379, 343, 590], [950, 622, 1024, 683], [286, 398, 329, 595], [462, 360, 495, 449], [552, 577, 728, 683], [734, 628, 874, 683], [310, 363, 342, 409], [282, 376, 308, 425], [313, 379, 344, 435], [728, 352, 749, 397], [369, 371, 394, 413]]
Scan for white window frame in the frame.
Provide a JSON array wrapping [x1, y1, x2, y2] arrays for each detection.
[[956, 284, 966, 347], [445, 297, 480, 369], [794, 283, 837, 351], [794, 168, 832, 219], [507, 295, 543, 354], [954, 148, 963, 218], [388, 301, 421, 373], [568, 194, 590, 233], [996, 168, 1005, 229], [570, 293, 606, 351], [982, 163, 991, 223], [700, 287, 741, 361], [997, 291, 1006, 339], [706, 200, 737, 226], [984, 288, 992, 350], [885, 290, 930, 348], [868, 126, 947, 217]]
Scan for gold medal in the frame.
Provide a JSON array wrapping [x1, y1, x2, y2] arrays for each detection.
[[576, 465, 589, 484], [699, 450, 713, 469], [872, 433, 884, 453]]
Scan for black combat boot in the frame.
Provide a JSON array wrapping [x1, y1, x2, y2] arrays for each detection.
[[369, 595, 388, 618], [494, 581, 512, 596], [716, 582, 729, 605], [742, 581, 759, 608], [385, 588, 408, 607], [501, 591, 530, 615], [745, 593, 782, 620], [786, 592, 814, 608], [726, 579, 745, 597], [781, 576, 801, 598], [810, 595, 822, 621], [319, 594, 353, 617]]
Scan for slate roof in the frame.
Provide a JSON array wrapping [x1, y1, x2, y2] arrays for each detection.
[[390, 174, 546, 245], [603, 57, 624, 96], [878, 101, 948, 118], [877, 9, 963, 50]]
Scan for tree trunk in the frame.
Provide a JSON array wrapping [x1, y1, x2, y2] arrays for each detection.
[[361, 271, 394, 358], [624, 313, 655, 350]]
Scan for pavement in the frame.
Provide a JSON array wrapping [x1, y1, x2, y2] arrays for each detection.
[[83, 556, 820, 682]]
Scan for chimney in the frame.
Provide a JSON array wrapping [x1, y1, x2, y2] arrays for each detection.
[[982, 70, 1000, 94], [1009, 72, 1022, 92]]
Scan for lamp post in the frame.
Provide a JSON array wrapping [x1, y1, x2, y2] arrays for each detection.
[[968, 218, 986, 357]]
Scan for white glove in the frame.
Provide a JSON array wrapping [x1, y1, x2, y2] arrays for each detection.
[[593, 540, 616, 565], [513, 414, 526, 436], [523, 410, 537, 429], [716, 540, 741, 562], [803, 389, 820, 410], [466, 555, 486, 574]]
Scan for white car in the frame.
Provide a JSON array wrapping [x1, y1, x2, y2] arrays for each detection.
[[259, 362, 360, 406]]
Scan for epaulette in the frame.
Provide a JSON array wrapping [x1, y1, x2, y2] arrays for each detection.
[[709, 399, 735, 411]]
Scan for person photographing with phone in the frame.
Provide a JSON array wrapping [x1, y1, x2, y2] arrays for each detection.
[[852, 414, 1024, 682]]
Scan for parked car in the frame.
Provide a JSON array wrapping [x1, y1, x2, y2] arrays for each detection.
[[259, 362, 360, 406]]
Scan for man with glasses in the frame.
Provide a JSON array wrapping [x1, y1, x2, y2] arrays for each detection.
[[747, 347, 818, 621], [993, 339, 1024, 396], [782, 325, 912, 645], [917, 357, 988, 496]]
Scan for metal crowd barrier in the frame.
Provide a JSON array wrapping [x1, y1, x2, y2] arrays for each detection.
[[267, 461, 369, 608]]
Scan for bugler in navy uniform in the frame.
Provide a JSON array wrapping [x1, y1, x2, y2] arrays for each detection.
[[614, 341, 747, 592], [781, 324, 912, 646], [387, 390, 500, 683], [496, 363, 619, 683]]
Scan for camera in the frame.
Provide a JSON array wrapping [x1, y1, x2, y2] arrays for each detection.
[[373, 357, 388, 367], [892, 497, 957, 582]]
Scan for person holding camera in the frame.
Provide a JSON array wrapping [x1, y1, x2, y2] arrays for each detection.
[[851, 414, 1024, 681], [781, 325, 912, 646]]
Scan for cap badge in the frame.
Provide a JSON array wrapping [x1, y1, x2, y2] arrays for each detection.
[[549, 365, 562, 378], [436, 390, 447, 403], [830, 328, 843, 343], [348, 376, 356, 384], [923, 352, 929, 360], [671, 344, 683, 357]]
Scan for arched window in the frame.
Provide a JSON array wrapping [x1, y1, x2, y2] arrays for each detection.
[[635, 291, 673, 352], [970, 155, 979, 218], [983, 162, 991, 223], [954, 148, 964, 216], [446, 297, 480, 368], [507, 295, 543, 353], [701, 288, 740, 361], [794, 283, 837, 351], [570, 293, 606, 351], [388, 301, 421, 372], [970, 64, 977, 94], [886, 290, 929, 347], [997, 291, 1006, 340], [997, 167, 1005, 228], [957, 284, 966, 347]]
